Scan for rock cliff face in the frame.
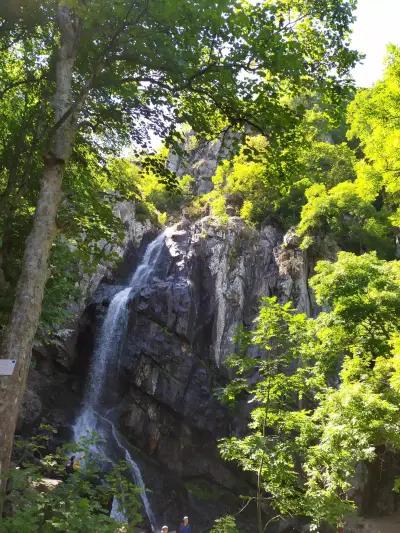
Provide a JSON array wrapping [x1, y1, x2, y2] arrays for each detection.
[[168, 130, 241, 195], [22, 209, 314, 531], [113, 218, 313, 531]]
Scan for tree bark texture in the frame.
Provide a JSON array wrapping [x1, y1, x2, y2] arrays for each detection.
[[0, 4, 79, 509]]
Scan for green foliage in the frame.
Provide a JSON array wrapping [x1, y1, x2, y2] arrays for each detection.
[[311, 252, 400, 359], [3, 426, 141, 532], [298, 181, 394, 257], [294, 46, 400, 259], [347, 44, 400, 228], [198, 46, 400, 260], [39, 239, 83, 334], [219, 251, 400, 529], [209, 136, 276, 224], [0, 0, 359, 335], [210, 515, 239, 533], [135, 153, 193, 218], [299, 141, 356, 189], [220, 298, 322, 522], [198, 100, 359, 229]]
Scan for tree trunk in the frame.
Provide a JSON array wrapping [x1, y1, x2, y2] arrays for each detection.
[[0, 4, 79, 510], [257, 491, 263, 533]]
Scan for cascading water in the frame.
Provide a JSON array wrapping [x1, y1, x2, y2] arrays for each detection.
[[73, 229, 170, 532]]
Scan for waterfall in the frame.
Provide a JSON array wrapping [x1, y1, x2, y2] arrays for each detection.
[[108, 416, 157, 528], [73, 230, 170, 532]]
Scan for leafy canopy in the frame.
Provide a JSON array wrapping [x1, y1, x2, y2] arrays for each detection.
[[219, 252, 400, 529], [348, 44, 400, 227], [0, 0, 359, 334]]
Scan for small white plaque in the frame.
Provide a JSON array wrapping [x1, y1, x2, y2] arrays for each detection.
[[0, 359, 16, 376]]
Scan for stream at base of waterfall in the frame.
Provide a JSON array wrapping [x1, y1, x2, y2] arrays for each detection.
[[73, 229, 172, 532]]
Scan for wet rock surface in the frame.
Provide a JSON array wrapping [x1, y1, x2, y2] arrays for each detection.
[[29, 216, 315, 530], [109, 217, 314, 530]]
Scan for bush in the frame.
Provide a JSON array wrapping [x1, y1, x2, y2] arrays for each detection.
[[298, 181, 395, 258], [210, 515, 239, 533], [3, 427, 141, 533]]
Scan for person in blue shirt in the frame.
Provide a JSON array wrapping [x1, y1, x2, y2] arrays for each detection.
[[179, 516, 192, 533]]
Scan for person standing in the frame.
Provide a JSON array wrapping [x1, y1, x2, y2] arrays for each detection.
[[179, 516, 192, 533], [161, 526, 169, 533]]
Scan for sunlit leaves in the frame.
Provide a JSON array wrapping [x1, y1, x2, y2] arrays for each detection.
[[298, 181, 394, 257], [347, 44, 400, 236], [311, 252, 400, 358], [219, 252, 400, 527], [0, 0, 360, 335]]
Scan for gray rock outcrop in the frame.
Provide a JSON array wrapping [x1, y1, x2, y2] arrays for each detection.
[[168, 130, 241, 195], [55, 216, 312, 529], [21, 208, 314, 531]]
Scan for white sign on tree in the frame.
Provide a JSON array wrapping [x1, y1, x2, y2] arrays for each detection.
[[0, 359, 16, 376]]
